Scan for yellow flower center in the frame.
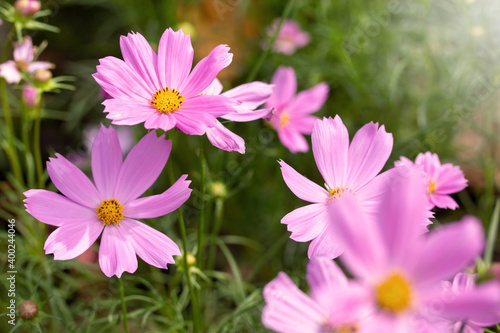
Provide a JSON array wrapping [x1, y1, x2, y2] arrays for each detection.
[[150, 87, 184, 113], [322, 323, 360, 333], [280, 113, 289, 127], [15, 60, 29, 72], [96, 198, 124, 226], [427, 178, 437, 194], [376, 273, 412, 312], [326, 185, 350, 203]]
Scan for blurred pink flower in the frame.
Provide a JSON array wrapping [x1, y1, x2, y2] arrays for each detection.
[[279, 116, 430, 259], [93, 28, 237, 135], [14, 0, 41, 17], [24, 125, 191, 277], [265, 19, 310, 55], [266, 66, 329, 153], [262, 257, 371, 333], [202, 78, 274, 153], [0, 36, 53, 84], [395, 152, 467, 209], [328, 172, 492, 332], [441, 273, 500, 333], [22, 83, 40, 108]]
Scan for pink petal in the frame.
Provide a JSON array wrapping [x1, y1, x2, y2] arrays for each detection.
[[179, 44, 232, 98], [282, 204, 328, 242], [288, 115, 319, 135], [93, 56, 153, 100], [307, 257, 348, 302], [278, 127, 309, 153], [415, 152, 441, 179], [120, 32, 161, 91], [435, 164, 467, 194], [327, 195, 386, 279], [98, 225, 138, 278], [119, 219, 181, 269], [266, 66, 296, 109], [14, 37, 33, 63], [157, 28, 194, 90], [24, 189, 96, 226], [312, 116, 349, 188], [307, 223, 343, 259], [0, 61, 22, 84], [287, 82, 329, 115], [114, 132, 171, 203], [221, 107, 274, 122], [44, 219, 103, 260], [143, 111, 176, 132], [262, 272, 324, 333], [429, 193, 459, 210], [222, 81, 274, 110], [411, 216, 484, 284], [91, 124, 123, 198], [441, 281, 500, 325], [394, 156, 414, 167], [47, 153, 101, 208], [202, 78, 223, 95], [346, 122, 393, 190], [27, 61, 53, 73], [102, 98, 154, 126], [279, 159, 328, 203], [124, 174, 191, 218], [206, 121, 245, 153]]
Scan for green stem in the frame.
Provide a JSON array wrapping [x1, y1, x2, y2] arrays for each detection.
[[197, 137, 207, 268], [178, 208, 201, 333], [118, 277, 129, 333], [485, 198, 500, 266], [33, 94, 44, 188], [245, 0, 295, 83], [207, 198, 224, 270]]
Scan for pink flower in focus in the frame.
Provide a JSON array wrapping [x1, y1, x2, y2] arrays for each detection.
[[265, 19, 310, 55], [263, 257, 371, 333], [93, 28, 237, 135], [395, 152, 467, 209], [202, 78, 274, 153], [279, 116, 424, 259], [328, 172, 494, 332], [266, 66, 329, 153], [24, 125, 191, 277], [0, 36, 54, 84]]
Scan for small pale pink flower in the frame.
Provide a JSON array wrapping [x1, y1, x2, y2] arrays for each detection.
[[22, 83, 40, 108], [202, 78, 274, 153], [263, 257, 371, 333], [266, 66, 329, 153], [265, 19, 310, 55], [14, 0, 41, 17], [395, 152, 468, 209], [327, 171, 492, 332], [280, 116, 428, 259], [0, 36, 54, 84], [24, 125, 191, 277], [93, 28, 237, 135]]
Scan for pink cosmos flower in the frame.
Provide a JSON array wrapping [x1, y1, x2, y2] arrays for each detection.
[[327, 172, 495, 332], [0, 36, 53, 84], [263, 256, 371, 333], [93, 28, 237, 135], [265, 19, 310, 55], [279, 116, 429, 259], [202, 78, 274, 153], [442, 273, 500, 333], [24, 125, 191, 277], [266, 66, 329, 153], [395, 152, 467, 210]]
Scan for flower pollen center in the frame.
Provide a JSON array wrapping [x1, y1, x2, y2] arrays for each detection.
[[427, 178, 437, 194], [96, 198, 124, 226], [150, 87, 184, 113], [321, 323, 360, 333], [15, 60, 29, 72], [376, 273, 412, 312], [326, 185, 350, 203], [280, 113, 289, 127]]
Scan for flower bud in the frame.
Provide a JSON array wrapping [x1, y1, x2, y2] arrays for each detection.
[[33, 69, 52, 83], [18, 300, 38, 320], [22, 83, 40, 109], [14, 0, 41, 17], [209, 181, 227, 199]]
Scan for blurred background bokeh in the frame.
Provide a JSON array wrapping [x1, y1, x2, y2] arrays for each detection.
[[1, 0, 500, 331]]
